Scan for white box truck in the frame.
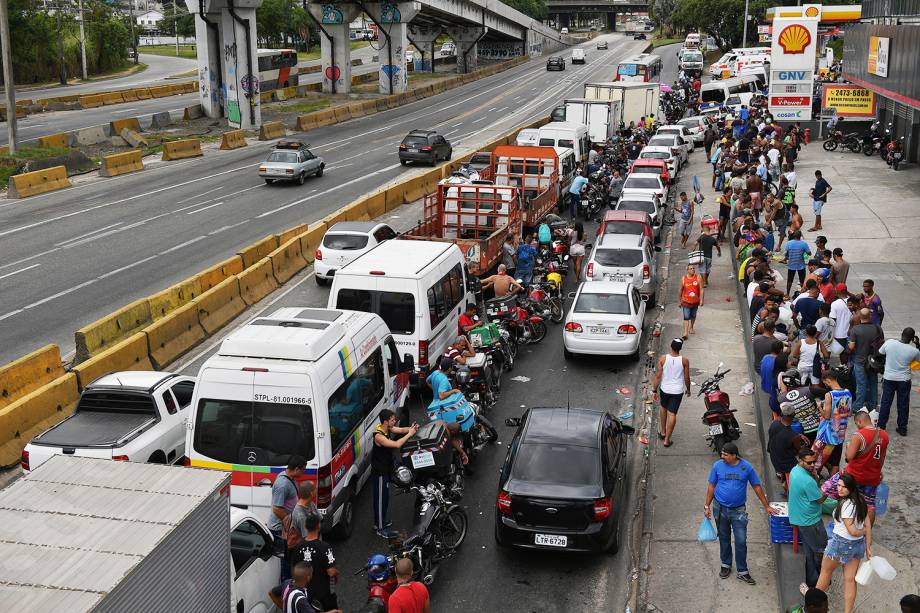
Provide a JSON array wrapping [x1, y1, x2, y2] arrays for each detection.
[[583, 82, 661, 127], [562, 98, 622, 145], [0, 456, 279, 613]]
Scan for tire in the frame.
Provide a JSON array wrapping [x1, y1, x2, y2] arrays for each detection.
[[439, 506, 469, 550], [316, 164, 324, 177], [605, 513, 621, 554], [628, 346, 641, 362], [530, 320, 547, 344], [862, 143, 874, 156], [712, 433, 727, 454], [445, 148, 452, 161], [893, 159, 900, 171], [147, 451, 167, 464], [823, 140, 838, 152], [478, 414, 498, 442], [264, 178, 274, 184], [297, 172, 306, 185], [330, 491, 355, 540], [846, 139, 862, 153], [564, 346, 573, 360], [316, 276, 327, 286], [550, 299, 564, 323], [503, 343, 515, 371]]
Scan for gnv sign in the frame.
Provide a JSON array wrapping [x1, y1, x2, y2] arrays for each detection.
[[775, 70, 808, 80]]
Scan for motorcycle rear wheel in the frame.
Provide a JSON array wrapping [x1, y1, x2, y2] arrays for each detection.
[[439, 506, 469, 550], [823, 140, 838, 152], [530, 321, 548, 344], [712, 433, 727, 454], [862, 143, 875, 156], [550, 299, 565, 323]]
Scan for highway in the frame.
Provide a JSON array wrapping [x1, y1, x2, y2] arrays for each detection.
[[0, 33, 649, 366]]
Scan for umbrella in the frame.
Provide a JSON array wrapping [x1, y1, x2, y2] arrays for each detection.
[[660, 84, 673, 93]]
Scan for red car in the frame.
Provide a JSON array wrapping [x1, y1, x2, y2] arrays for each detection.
[[630, 158, 672, 185], [597, 209, 654, 244]]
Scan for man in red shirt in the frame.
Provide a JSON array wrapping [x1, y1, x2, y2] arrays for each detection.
[[458, 303, 479, 335], [387, 558, 430, 613]]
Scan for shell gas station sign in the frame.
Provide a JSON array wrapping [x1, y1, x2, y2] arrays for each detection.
[[768, 5, 820, 120]]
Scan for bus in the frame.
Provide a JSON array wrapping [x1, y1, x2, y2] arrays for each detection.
[[615, 53, 663, 83], [257, 48, 298, 91]]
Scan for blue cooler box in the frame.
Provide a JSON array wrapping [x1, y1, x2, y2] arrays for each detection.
[[768, 502, 800, 545]]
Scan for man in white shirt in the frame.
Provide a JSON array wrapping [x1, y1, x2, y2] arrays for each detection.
[[784, 163, 798, 190], [829, 283, 852, 363]]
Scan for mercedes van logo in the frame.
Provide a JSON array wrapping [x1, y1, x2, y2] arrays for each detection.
[[545, 508, 558, 514], [247, 451, 257, 463]]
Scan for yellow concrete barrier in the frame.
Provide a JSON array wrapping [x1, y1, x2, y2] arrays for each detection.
[[74, 297, 153, 363], [79, 94, 105, 109], [348, 102, 366, 119], [197, 255, 245, 291], [340, 198, 371, 222], [260, 91, 273, 104], [73, 332, 153, 389], [134, 87, 152, 100], [193, 277, 246, 335], [168, 84, 186, 95], [238, 234, 280, 269], [220, 129, 248, 150], [99, 150, 144, 178], [121, 89, 138, 102], [282, 86, 297, 99], [259, 121, 286, 141], [313, 109, 337, 128], [149, 85, 173, 98], [365, 190, 387, 219], [0, 344, 64, 410], [111, 117, 141, 134], [268, 237, 308, 284], [333, 106, 352, 122], [385, 182, 407, 211], [7, 166, 71, 199], [237, 257, 280, 305], [102, 91, 124, 105], [296, 114, 317, 131], [299, 223, 327, 264], [37, 132, 69, 149], [148, 277, 202, 319], [143, 302, 207, 369], [375, 99, 389, 112], [0, 373, 79, 467], [162, 138, 203, 161], [279, 223, 308, 245]]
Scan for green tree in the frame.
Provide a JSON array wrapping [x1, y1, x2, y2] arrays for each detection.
[[501, 0, 546, 20], [158, 4, 196, 37], [256, 0, 308, 47], [670, 0, 771, 49]]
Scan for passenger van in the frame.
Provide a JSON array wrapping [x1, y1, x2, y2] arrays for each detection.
[[684, 32, 701, 48], [699, 76, 757, 109], [537, 121, 590, 165], [187, 307, 412, 537], [328, 240, 475, 382], [516, 128, 540, 146]]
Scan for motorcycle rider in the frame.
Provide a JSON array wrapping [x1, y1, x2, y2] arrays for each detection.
[[607, 170, 624, 205], [443, 335, 476, 366], [426, 357, 473, 465]]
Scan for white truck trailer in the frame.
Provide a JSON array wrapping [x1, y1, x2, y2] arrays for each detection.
[[561, 98, 623, 144], [583, 82, 661, 127]]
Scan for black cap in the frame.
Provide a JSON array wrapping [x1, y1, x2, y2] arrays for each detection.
[[721, 442, 740, 456], [439, 356, 455, 370]]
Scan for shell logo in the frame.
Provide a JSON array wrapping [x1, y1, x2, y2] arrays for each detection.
[[778, 24, 812, 54], [804, 6, 820, 17]]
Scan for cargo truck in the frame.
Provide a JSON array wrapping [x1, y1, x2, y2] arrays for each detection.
[[0, 455, 278, 613], [560, 98, 623, 144], [583, 81, 661, 127], [491, 145, 568, 226]]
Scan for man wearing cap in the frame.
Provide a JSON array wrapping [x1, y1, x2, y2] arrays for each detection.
[[768, 402, 807, 479], [830, 283, 852, 364], [789, 448, 828, 594], [704, 442, 779, 585]]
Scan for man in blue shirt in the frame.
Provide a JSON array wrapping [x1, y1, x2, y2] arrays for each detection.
[[704, 443, 778, 585], [808, 170, 832, 232], [569, 174, 589, 218], [515, 236, 538, 286], [783, 230, 812, 295], [788, 448, 828, 591]]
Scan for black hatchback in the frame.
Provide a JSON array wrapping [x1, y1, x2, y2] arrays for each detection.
[[398, 129, 452, 166], [546, 56, 565, 71], [495, 407, 632, 553]]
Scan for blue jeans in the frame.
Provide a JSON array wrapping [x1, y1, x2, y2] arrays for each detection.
[[713, 500, 749, 574], [519, 268, 534, 286], [852, 363, 878, 411], [271, 529, 291, 582], [879, 378, 911, 431], [715, 173, 725, 191], [569, 192, 581, 217]]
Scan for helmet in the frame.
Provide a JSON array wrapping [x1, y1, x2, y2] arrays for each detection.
[[366, 554, 391, 581], [546, 272, 563, 289], [782, 368, 801, 388], [546, 261, 558, 273]]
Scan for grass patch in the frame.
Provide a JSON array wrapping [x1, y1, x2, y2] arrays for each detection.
[[298, 40, 369, 62], [139, 45, 198, 60], [651, 37, 683, 48], [0, 145, 73, 188], [170, 69, 198, 78], [274, 99, 332, 114], [408, 71, 451, 83]]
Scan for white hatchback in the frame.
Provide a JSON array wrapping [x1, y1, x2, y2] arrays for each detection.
[[314, 221, 397, 285], [622, 172, 668, 205], [563, 281, 646, 360], [638, 145, 679, 177]]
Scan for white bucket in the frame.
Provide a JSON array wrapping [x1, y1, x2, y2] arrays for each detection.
[[855, 560, 874, 586]]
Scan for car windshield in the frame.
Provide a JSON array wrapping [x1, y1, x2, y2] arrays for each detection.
[[603, 220, 644, 235], [267, 152, 298, 163], [657, 128, 680, 135], [648, 137, 674, 147], [618, 200, 656, 215], [624, 177, 660, 190], [641, 151, 670, 160], [682, 51, 703, 62], [593, 248, 643, 267], [323, 233, 369, 250], [510, 443, 599, 486], [678, 119, 701, 128], [726, 95, 741, 106], [632, 164, 661, 174], [575, 292, 631, 314]]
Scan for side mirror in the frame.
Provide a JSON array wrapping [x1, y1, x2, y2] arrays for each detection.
[[654, 246, 662, 252], [401, 354, 416, 374], [567, 291, 577, 299], [505, 417, 522, 427]]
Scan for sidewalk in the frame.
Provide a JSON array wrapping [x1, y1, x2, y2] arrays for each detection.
[[642, 152, 779, 612]]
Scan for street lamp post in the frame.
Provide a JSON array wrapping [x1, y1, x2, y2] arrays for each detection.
[[741, 0, 750, 48]]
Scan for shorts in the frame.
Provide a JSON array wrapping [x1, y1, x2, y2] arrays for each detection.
[[719, 205, 731, 220], [821, 472, 879, 508], [824, 533, 866, 564], [750, 192, 762, 210], [698, 257, 712, 275], [812, 438, 843, 470], [658, 390, 684, 413], [682, 305, 699, 320], [678, 218, 691, 237], [570, 243, 586, 257], [813, 199, 824, 215]]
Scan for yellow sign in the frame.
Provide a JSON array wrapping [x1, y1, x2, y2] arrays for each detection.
[[868, 36, 890, 77], [821, 85, 877, 117]]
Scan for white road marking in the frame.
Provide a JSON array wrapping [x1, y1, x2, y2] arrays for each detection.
[[176, 185, 226, 204], [0, 263, 40, 281], [97, 254, 160, 280], [17, 124, 46, 130], [55, 222, 124, 247], [159, 235, 207, 255], [22, 279, 97, 311], [208, 219, 250, 236], [0, 250, 59, 270], [113, 108, 139, 114], [186, 201, 225, 215], [471, 116, 488, 124], [62, 225, 134, 249]]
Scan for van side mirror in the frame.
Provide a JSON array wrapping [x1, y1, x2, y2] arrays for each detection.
[[401, 354, 415, 374], [505, 417, 522, 427]]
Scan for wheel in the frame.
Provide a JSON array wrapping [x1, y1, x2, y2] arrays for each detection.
[[264, 178, 274, 184], [712, 433, 727, 454], [823, 140, 838, 152], [329, 491, 355, 539], [439, 506, 469, 550], [893, 159, 900, 171], [315, 164, 324, 177], [628, 345, 641, 362], [550, 299, 564, 323], [479, 414, 498, 442], [502, 342, 515, 371], [315, 276, 327, 286], [862, 143, 874, 156], [646, 293, 656, 308], [530, 321, 548, 344], [446, 148, 452, 161], [846, 139, 862, 153], [297, 172, 306, 185]]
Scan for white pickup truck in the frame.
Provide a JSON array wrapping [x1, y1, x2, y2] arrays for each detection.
[[22, 370, 194, 473]]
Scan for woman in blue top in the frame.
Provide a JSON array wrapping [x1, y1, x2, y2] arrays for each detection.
[[426, 357, 472, 464]]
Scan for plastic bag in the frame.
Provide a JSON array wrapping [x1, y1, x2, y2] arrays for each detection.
[[739, 382, 755, 396], [855, 560, 874, 586], [698, 517, 717, 542], [870, 556, 897, 581]]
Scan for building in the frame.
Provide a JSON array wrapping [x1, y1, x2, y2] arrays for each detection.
[[841, 0, 920, 162], [136, 9, 165, 30]]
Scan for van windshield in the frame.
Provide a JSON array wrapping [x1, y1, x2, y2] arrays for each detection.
[[193, 399, 315, 465], [335, 289, 415, 335], [701, 88, 725, 104]]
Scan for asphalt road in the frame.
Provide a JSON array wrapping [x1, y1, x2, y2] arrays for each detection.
[[0, 33, 653, 366]]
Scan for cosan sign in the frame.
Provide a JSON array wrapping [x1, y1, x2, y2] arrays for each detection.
[[768, 14, 819, 121]]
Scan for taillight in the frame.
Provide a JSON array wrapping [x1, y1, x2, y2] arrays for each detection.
[[618, 324, 638, 334], [497, 490, 512, 516], [564, 322, 583, 333], [470, 369, 482, 377], [418, 340, 429, 368], [317, 464, 332, 507], [315, 248, 322, 261], [593, 496, 613, 520], [20, 450, 29, 471], [643, 264, 650, 280], [421, 146, 433, 151], [399, 143, 407, 149], [587, 262, 594, 278], [183, 456, 191, 467], [112, 455, 130, 462]]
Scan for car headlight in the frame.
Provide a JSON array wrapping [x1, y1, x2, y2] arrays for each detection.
[[258, 166, 267, 172]]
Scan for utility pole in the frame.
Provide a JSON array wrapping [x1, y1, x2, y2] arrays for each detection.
[[0, 0, 17, 154], [78, 0, 87, 80], [57, 9, 66, 85], [128, 1, 137, 64], [741, 0, 750, 48], [173, 0, 179, 56]]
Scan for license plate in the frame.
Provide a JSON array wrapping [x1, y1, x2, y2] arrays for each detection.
[[535, 533, 567, 547], [589, 326, 610, 335], [604, 275, 629, 282], [410, 450, 435, 469], [408, 148, 418, 152], [708, 424, 724, 436]]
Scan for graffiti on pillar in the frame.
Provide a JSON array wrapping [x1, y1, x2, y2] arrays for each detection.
[[477, 42, 526, 60], [199, 66, 210, 98], [240, 73, 260, 97], [381, 64, 401, 79], [380, 3, 401, 24], [321, 4, 344, 24], [224, 42, 237, 61]]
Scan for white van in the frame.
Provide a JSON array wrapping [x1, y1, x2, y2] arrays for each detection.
[[699, 77, 753, 109], [684, 32, 701, 48], [572, 48, 586, 64], [328, 240, 476, 383], [186, 307, 412, 537], [537, 121, 590, 165], [516, 128, 540, 146]]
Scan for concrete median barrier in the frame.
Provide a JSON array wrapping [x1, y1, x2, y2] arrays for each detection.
[[260, 91, 273, 104], [347, 102, 365, 119], [313, 109, 336, 128], [365, 190, 387, 219], [74, 297, 153, 363], [71, 125, 108, 146], [79, 94, 105, 109], [143, 302, 207, 369], [193, 277, 246, 335], [0, 344, 64, 410], [220, 129, 248, 150], [121, 89, 138, 102], [259, 121, 286, 140], [99, 150, 145, 177], [150, 111, 172, 129], [299, 223, 326, 263], [279, 223, 308, 245], [7, 166, 72, 199], [184, 82, 197, 93], [268, 237, 308, 284], [162, 138, 203, 161], [183, 104, 203, 120], [237, 257, 279, 305], [238, 234, 279, 268], [73, 332, 153, 390], [102, 92, 124, 105], [197, 255, 244, 291], [149, 85, 173, 98], [168, 84, 186, 95], [342, 198, 371, 221], [148, 277, 202, 319], [385, 182, 407, 211], [121, 128, 148, 148], [37, 132, 70, 149], [134, 87, 152, 100], [0, 373, 79, 467], [333, 106, 352, 122], [295, 114, 316, 131]]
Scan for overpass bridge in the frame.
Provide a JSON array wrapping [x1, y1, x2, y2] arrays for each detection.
[[545, 0, 649, 31]]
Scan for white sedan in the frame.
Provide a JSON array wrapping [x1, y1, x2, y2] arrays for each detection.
[[622, 172, 669, 204], [314, 221, 397, 285], [563, 281, 646, 360]]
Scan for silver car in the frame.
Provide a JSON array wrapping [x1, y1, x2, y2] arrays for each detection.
[[584, 233, 659, 305], [259, 140, 325, 185]]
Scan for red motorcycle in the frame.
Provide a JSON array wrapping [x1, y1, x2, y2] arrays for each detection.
[[355, 554, 397, 613], [486, 295, 547, 345], [697, 363, 740, 453]]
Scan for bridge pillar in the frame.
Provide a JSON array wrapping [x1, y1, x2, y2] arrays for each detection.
[[189, 8, 223, 119], [307, 3, 362, 94], [365, 2, 422, 95], [408, 24, 442, 74], [446, 25, 486, 74]]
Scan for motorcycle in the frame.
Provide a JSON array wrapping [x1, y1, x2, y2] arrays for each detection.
[[862, 122, 891, 156], [697, 362, 740, 453], [579, 184, 605, 221], [454, 353, 498, 413], [489, 294, 548, 345], [823, 130, 862, 153], [886, 137, 904, 170], [525, 280, 565, 324]]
